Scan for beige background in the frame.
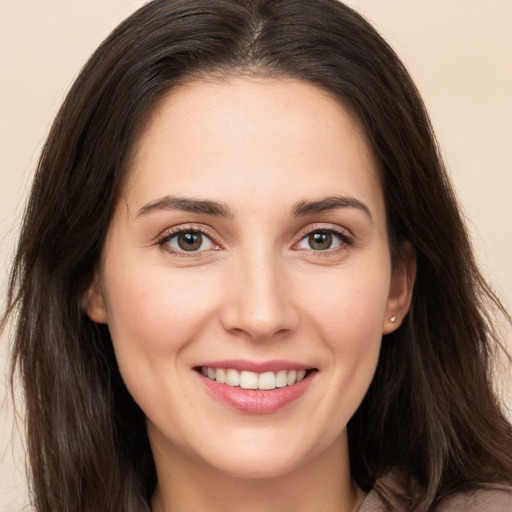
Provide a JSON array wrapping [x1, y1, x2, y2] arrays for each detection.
[[1, 1, 511, 510]]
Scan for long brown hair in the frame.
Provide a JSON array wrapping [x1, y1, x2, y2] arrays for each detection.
[[3, 1, 511, 511]]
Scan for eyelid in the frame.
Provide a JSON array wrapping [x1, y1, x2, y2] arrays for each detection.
[[293, 224, 354, 251], [154, 222, 354, 257], [156, 224, 222, 254]]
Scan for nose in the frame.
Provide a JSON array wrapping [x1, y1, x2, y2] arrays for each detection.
[[219, 249, 299, 341]]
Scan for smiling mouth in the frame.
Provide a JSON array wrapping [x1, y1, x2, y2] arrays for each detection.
[[196, 366, 317, 391]]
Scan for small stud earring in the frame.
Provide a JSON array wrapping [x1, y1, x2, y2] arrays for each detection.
[[390, 316, 397, 323]]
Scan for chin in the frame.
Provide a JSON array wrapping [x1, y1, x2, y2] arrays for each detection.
[[193, 426, 339, 481], [205, 451, 306, 480]]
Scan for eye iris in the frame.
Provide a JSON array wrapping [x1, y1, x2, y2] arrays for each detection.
[[309, 231, 332, 250], [177, 232, 202, 251]]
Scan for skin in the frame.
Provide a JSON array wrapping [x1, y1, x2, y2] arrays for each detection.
[[84, 77, 415, 512]]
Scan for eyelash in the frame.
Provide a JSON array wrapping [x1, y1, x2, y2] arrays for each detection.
[[156, 225, 354, 256], [294, 225, 354, 255], [156, 225, 220, 257]]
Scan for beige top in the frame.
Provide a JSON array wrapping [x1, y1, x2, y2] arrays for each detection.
[[357, 472, 512, 511]]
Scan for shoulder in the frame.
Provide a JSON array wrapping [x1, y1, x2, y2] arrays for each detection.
[[357, 470, 512, 512], [435, 484, 512, 511]]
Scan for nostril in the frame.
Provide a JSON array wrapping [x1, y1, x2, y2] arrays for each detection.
[[218, 274, 299, 340]]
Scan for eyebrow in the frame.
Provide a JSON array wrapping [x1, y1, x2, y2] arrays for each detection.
[[137, 194, 372, 221], [291, 195, 373, 221], [137, 195, 234, 218]]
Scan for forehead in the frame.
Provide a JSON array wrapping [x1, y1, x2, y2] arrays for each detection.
[[124, 77, 383, 219]]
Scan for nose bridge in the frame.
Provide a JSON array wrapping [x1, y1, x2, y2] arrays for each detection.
[[221, 244, 297, 340]]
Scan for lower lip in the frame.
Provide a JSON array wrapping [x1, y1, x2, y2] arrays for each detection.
[[197, 371, 315, 414]]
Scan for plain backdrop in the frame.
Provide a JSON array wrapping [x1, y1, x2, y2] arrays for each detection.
[[1, 1, 511, 510]]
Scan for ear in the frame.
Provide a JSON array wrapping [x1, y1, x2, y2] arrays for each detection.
[[81, 270, 108, 324], [382, 242, 416, 334]]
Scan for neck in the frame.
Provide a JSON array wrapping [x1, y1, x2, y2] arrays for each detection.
[[150, 433, 365, 512]]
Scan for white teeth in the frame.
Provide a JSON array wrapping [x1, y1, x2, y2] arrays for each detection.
[[240, 371, 258, 389], [215, 368, 226, 384], [201, 367, 311, 390], [258, 371, 276, 390], [226, 369, 240, 387], [286, 369, 297, 386], [275, 370, 287, 388]]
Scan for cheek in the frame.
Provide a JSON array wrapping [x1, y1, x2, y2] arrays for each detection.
[[304, 266, 390, 343], [102, 264, 224, 418], [102, 264, 223, 423], [300, 266, 389, 396], [105, 265, 220, 354]]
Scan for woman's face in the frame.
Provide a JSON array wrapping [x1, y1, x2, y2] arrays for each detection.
[[85, 78, 413, 479]]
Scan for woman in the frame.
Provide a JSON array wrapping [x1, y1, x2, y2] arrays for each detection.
[[2, 0, 511, 511]]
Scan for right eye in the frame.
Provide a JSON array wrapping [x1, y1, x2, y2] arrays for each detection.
[[159, 229, 218, 253]]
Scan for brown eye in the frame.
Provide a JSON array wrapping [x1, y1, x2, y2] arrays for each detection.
[[308, 231, 333, 250], [297, 229, 348, 252], [177, 232, 203, 251], [163, 230, 216, 252]]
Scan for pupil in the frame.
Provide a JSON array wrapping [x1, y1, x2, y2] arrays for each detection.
[[309, 231, 332, 250], [178, 232, 202, 251]]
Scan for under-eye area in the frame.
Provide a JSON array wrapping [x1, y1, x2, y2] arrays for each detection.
[[195, 367, 318, 391]]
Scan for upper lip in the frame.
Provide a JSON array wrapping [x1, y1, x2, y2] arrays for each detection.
[[195, 359, 314, 373]]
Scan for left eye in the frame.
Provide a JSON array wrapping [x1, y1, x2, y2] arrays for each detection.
[[164, 230, 216, 252], [297, 230, 344, 251]]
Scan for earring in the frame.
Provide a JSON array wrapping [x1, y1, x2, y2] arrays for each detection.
[[390, 316, 397, 323]]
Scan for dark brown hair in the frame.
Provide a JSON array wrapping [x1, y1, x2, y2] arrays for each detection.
[[3, 1, 511, 511]]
